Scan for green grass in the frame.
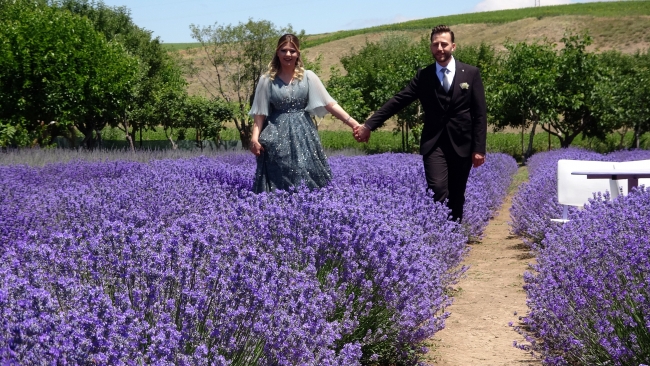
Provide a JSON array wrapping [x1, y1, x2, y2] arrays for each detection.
[[96, 126, 650, 162], [162, 43, 202, 51], [162, 2, 650, 52], [509, 166, 530, 194], [303, 1, 650, 48]]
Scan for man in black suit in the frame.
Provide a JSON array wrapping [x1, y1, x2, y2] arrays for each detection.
[[354, 25, 487, 222]]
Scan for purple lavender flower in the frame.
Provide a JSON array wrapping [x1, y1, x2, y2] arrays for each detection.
[[0, 152, 516, 365]]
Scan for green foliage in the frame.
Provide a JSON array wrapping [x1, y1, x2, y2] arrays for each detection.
[[189, 19, 301, 147], [0, 119, 31, 147], [161, 43, 202, 51], [181, 96, 233, 148], [552, 31, 612, 147], [327, 35, 499, 152], [318, 130, 404, 154], [303, 1, 650, 48], [327, 35, 432, 151], [487, 39, 557, 159], [0, 0, 138, 147], [596, 49, 650, 149], [53, 0, 189, 149], [488, 40, 557, 130]]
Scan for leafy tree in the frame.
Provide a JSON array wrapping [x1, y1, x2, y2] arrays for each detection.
[[0, 0, 138, 148], [189, 19, 299, 148], [181, 96, 233, 150], [327, 35, 497, 152], [54, 0, 185, 149], [550, 31, 612, 147], [146, 57, 189, 150], [327, 35, 431, 151], [488, 40, 557, 161], [597, 50, 650, 149]]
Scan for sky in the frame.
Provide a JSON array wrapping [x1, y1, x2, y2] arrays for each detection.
[[99, 0, 617, 44]]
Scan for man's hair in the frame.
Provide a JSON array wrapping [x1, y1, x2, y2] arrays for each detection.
[[430, 25, 454, 43]]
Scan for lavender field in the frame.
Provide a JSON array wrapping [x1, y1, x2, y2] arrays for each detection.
[[0, 152, 516, 365], [509, 148, 650, 365]]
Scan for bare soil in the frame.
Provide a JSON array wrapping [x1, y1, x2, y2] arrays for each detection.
[[304, 15, 650, 81], [423, 171, 540, 365]]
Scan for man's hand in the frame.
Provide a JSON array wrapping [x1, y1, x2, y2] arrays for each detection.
[[353, 124, 371, 142], [250, 140, 264, 156], [472, 152, 485, 168]]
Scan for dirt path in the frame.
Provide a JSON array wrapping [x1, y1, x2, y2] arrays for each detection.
[[425, 175, 541, 365]]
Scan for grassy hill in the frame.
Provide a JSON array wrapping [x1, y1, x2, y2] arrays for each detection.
[[164, 1, 650, 51], [175, 0, 650, 131], [303, 0, 650, 47]]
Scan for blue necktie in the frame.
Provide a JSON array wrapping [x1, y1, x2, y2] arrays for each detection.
[[440, 67, 450, 92]]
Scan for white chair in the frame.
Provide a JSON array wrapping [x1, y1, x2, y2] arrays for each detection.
[[552, 159, 622, 223], [612, 159, 650, 195]]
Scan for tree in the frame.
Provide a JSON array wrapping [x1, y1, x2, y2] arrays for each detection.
[[327, 35, 498, 152], [54, 0, 185, 149], [487, 40, 557, 161], [0, 0, 138, 148], [327, 35, 431, 151], [189, 19, 299, 148], [550, 31, 613, 147], [181, 96, 233, 150], [146, 56, 189, 150], [597, 50, 650, 149]]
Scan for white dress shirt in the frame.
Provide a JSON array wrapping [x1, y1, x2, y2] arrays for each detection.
[[436, 56, 456, 90]]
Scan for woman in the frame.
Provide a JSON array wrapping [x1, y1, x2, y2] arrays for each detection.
[[249, 33, 360, 193]]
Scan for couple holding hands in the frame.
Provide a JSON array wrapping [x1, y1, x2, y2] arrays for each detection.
[[249, 25, 487, 222]]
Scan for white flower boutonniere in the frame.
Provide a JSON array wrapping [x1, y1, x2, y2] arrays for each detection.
[[460, 82, 470, 90]]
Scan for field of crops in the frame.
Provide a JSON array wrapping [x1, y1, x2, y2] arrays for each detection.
[[0, 151, 517, 364], [509, 148, 650, 364]]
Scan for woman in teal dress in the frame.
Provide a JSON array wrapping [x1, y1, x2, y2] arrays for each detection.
[[249, 34, 361, 193]]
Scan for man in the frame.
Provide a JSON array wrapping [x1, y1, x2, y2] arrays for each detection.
[[354, 25, 487, 222]]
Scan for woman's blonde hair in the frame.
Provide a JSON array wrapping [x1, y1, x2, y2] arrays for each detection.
[[267, 34, 305, 81]]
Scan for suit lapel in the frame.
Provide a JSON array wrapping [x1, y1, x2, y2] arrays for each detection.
[[450, 62, 468, 105]]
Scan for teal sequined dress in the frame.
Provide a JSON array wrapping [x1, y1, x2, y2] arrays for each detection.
[[249, 70, 334, 193]]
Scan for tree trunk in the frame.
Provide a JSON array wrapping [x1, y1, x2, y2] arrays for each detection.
[[79, 121, 99, 150], [406, 120, 410, 152], [96, 128, 103, 149], [523, 118, 538, 164], [120, 117, 135, 152], [633, 122, 641, 149], [196, 127, 203, 151], [399, 121, 406, 152], [618, 127, 628, 150], [233, 116, 252, 150], [165, 128, 178, 150], [520, 120, 525, 161]]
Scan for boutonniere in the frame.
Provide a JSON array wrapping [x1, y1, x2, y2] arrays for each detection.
[[460, 82, 469, 90]]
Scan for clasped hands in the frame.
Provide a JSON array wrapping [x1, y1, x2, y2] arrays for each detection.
[[352, 124, 370, 143]]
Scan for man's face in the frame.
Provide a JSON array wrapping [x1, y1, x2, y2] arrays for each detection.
[[430, 32, 456, 66]]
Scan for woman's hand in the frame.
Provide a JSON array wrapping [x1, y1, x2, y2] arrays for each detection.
[[250, 140, 264, 156]]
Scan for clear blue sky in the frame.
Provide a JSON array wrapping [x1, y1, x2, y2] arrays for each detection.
[[101, 0, 616, 43]]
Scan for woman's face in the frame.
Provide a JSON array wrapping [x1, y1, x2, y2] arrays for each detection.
[[277, 42, 299, 68]]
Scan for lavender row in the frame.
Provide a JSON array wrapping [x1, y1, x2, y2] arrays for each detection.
[[516, 187, 650, 365], [0, 152, 516, 365], [510, 148, 650, 245]]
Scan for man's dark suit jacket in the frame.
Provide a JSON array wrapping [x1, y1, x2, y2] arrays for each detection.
[[365, 61, 487, 158]]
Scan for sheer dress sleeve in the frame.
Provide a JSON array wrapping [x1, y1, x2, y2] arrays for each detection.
[[305, 70, 336, 118], [248, 75, 271, 116]]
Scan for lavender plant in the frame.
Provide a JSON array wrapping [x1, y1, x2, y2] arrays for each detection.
[[0, 151, 515, 365], [509, 148, 650, 245], [517, 187, 650, 365]]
